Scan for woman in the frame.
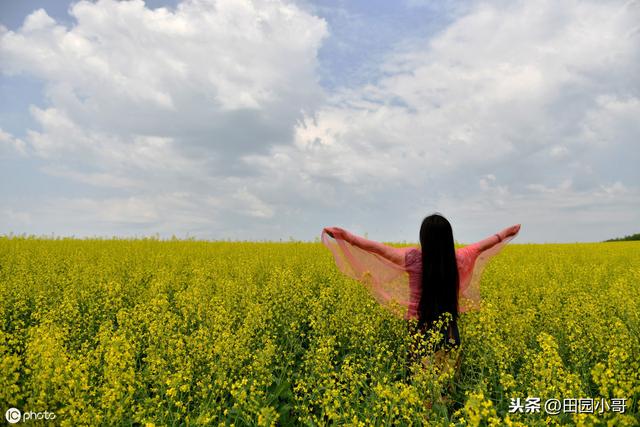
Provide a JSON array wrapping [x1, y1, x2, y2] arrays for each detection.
[[321, 213, 521, 376]]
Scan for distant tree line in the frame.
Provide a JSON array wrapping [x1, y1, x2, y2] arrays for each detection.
[[604, 233, 640, 242]]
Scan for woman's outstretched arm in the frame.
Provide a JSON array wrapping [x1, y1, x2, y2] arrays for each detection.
[[472, 224, 521, 252], [323, 227, 408, 266]]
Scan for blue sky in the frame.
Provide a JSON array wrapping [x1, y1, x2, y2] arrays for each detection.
[[1, 0, 638, 243]]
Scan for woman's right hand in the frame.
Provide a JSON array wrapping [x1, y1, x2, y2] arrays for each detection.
[[503, 224, 521, 239], [474, 224, 521, 252]]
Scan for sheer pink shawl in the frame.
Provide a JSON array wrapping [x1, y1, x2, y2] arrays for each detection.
[[321, 229, 518, 319]]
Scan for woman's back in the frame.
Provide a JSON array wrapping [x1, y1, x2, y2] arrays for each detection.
[[403, 245, 479, 322]]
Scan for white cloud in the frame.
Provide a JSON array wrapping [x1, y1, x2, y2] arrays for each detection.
[[0, 0, 328, 234], [240, 0, 639, 241], [0, 208, 32, 226], [1, 0, 638, 242], [549, 145, 569, 159], [232, 187, 275, 218], [16, 192, 220, 235], [1, 0, 329, 158], [435, 177, 640, 243], [0, 128, 27, 156]]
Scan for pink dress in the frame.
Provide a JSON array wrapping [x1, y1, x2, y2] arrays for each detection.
[[321, 228, 518, 320], [404, 245, 480, 320]]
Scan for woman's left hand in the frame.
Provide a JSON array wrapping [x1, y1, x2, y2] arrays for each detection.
[[323, 227, 345, 239]]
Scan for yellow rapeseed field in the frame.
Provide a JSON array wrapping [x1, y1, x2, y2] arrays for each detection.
[[0, 237, 638, 426]]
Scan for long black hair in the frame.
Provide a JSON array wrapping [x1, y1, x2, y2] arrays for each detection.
[[416, 213, 460, 350]]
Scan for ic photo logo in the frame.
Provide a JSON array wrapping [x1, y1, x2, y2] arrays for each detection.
[[5, 408, 56, 423], [5, 408, 21, 424]]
